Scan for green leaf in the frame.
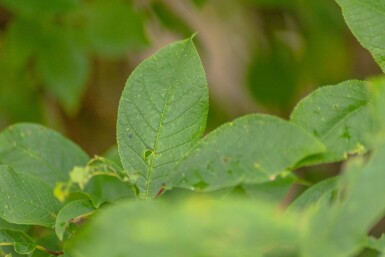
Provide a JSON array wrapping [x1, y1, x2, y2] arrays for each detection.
[[288, 177, 338, 212], [290, 80, 376, 166], [36, 26, 90, 114], [336, 0, 385, 72], [0, 123, 89, 187], [66, 198, 299, 257], [0, 229, 36, 255], [117, 38, 209, 199], [303, 144, 385, 257], [0, 166, 61, 227], [170, 114, 325, 191], [55, 200, 95, 241], [82, 0, 147, 56]]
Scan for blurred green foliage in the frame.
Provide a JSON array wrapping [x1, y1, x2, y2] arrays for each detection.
[[247, 0, 352, 114], [0, 0, 147, 122], [0, 0, 381, 155]]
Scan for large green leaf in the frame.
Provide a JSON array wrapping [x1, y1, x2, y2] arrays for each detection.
[[0, 124, 89, 187], [336, 0, 385, 72], [169, 114, 325, 191], [0, 229, 36, 255], [290, 80, 376, 165], [0, 166, 61, 227], [117, 38, 209, 199], [66, 198, 299, 257]]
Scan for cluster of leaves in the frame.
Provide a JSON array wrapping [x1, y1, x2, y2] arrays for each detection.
[[0, 0, 147, 121], [1, 0, 385, 256]]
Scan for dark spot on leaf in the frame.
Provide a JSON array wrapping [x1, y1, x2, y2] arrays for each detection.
[[341, 126, 351, 141], [193, 181, 208, 190], [144, 149, 153, 160], [227, 170, 233, 175], [313, 110, 320, 115], [128, 133, 133, 139], [222, 156, 231, 164]]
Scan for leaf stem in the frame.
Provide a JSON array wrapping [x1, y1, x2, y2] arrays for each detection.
[[36, 245, 64, 256]]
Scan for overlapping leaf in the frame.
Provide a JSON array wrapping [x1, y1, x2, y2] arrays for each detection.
[[55, 200, 95, 241], [169, 114, 325, 191], [291, 80, 376, 165]]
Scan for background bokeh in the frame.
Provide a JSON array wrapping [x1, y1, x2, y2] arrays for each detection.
[[0, 0, 382, 158]]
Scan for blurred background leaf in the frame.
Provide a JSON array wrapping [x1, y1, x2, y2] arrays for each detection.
[[0, 0, 382, 155]]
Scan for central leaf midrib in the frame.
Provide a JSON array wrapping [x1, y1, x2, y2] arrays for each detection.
[[144, 43, 190, 198]]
